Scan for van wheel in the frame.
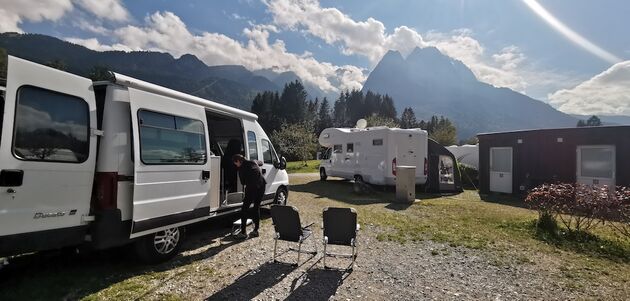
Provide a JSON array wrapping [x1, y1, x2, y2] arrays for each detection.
[[134, 227, 184, 263], [274, 187, 288, 206], [354, 175, 364, 183], [320, 168, 327, 181]]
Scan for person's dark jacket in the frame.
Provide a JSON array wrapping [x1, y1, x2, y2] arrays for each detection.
[[239, 159, 267, 190]]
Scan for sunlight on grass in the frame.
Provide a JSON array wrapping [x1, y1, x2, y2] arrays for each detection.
[[286, 160, 320, 174]]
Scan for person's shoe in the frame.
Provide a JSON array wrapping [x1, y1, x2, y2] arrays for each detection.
[[234, 232, 248, 239], [249, 230, 259, 237]]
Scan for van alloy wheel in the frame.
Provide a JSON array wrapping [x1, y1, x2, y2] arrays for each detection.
[[275, 188, 287, 205], [153, 228, 180, 255]]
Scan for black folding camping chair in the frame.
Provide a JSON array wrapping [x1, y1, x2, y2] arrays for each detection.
[[270, 205, 317, 266], [322, 207, 360, 271]]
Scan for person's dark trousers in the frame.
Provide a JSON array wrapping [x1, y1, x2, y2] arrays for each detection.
[[241, 186, 264, 233]]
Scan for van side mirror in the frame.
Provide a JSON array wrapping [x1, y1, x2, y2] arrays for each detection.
[[316, 152, 321, 160], [279, 156, 287, 170]]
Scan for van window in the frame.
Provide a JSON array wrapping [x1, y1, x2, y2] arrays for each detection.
[[333, 144, 342, 153], [138, 110, 206, 164], [346, 143, 354, 153], [261, 139, 278, 164], [247, 131, 258, 160], [373, 139, 383, 146], [13, 86, 89, 162]]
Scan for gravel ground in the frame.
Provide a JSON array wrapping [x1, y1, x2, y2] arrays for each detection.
[[1, 173, 626, 300], [144, 174, 624, 300]]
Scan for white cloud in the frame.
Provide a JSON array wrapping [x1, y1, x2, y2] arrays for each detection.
[[65, 37, 132, 52], [264, 0, 541, 93], [89, 11, 366, 92], [0, 0, 130, 33], [266, 0, 426, 64], [73, 0, 129, 22], [0, 0, 74, 33], [548, 61, 630, 115]]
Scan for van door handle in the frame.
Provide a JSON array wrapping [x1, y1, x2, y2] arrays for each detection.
[[0, 169, 24, 187], [201, 170, 210, 180]]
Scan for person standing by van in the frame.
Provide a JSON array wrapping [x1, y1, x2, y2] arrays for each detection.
[[232, 154, 266, 238]]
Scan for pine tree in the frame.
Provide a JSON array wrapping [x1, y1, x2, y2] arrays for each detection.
[[279, 80, 308, 123], [586, 115, 602, 126], [317, 97, 333, 134], [400, 107, 418, 129], [333, 91, 348, 127]]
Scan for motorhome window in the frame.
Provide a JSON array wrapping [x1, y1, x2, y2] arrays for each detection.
[[261, 139, 274, 164], [138, 110, 206, 164], [373, 139, 383, 146], [333, 144, 342, 153], [13, 86, 89, 163], [346, 143, 354, 153], [247, 131, 258, 160]]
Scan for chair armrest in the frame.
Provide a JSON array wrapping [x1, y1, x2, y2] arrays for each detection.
[[302, 222, 315, 229], [356, 224, 361, 231]]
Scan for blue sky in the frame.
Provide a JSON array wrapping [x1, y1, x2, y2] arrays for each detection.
[[4, 0, 630, 115]]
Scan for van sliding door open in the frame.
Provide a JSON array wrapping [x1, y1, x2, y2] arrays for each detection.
[[128, 88, 212, 237], [0, 56, 97, 252]]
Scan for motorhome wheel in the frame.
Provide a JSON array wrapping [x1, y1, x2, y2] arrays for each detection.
[[135, 227, 184, 263]]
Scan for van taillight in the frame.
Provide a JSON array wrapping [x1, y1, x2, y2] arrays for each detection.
[[424, 158, 428, 175], [91, 172, 118, 211], [392, 158, 397, 176]]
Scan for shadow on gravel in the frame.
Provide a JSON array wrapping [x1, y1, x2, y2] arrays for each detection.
[[0, 213, 266, 300], [290, 178, 444, 207], [206, 261, 295, 300], [285, 268, 346, 301]]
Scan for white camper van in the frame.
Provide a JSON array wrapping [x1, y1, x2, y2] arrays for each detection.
[[318, 126, 428, 185], [0, 56, 289, 262]]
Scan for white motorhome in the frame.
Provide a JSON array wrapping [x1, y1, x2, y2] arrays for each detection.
[[0, 56, 289, 262], [318, 126, 428, 185]]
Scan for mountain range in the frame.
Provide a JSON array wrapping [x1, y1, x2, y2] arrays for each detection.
[[363, 47, 583, 139], [0, 33, 311, 109], [1, 33, 628, 138]]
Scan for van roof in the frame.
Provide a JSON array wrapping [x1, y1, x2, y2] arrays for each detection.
[[106, 72, 258, 121]]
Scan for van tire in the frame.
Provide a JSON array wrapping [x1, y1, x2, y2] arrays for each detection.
[[274, 187, 288, 206], [134, 227, 184, 263], [320, 168, 327, 181]]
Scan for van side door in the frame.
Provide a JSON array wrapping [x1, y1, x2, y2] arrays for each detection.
[[260, 138, 280, 199], [128, 88, 211, 237], [0, 56, 97, 250]]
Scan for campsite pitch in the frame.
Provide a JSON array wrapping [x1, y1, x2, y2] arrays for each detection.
[[0, 173, 628, 300]]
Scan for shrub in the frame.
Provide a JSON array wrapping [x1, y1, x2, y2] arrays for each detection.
[[607, 187, 630, 239], [525, 183, 629, 234]]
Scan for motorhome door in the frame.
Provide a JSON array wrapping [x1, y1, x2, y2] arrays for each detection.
[[129, 88, 211, 236], [0, 56, 97, 239]]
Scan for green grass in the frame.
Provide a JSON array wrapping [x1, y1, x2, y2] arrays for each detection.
[[286, 160, 320, 174], [288, 176, 630, 293]]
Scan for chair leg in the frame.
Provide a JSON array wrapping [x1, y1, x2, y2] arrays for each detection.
[[273, 238, 278, 262], [297, 241, 302, 266], [350, 244, 355, 270], [323, 241, 327, 268]]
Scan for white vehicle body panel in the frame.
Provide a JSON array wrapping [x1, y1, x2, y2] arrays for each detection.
[[0, 56, 289, 256], [0, 56, 97, 237], [319, 127, 428, 185]]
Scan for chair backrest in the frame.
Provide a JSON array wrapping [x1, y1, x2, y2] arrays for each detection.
[[323, 207, 357, 246], [271, 205, 303, 242]]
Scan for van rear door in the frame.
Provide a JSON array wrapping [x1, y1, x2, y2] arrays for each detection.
[[0, 56, 97, 250], [128, 88, 211, 237]]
